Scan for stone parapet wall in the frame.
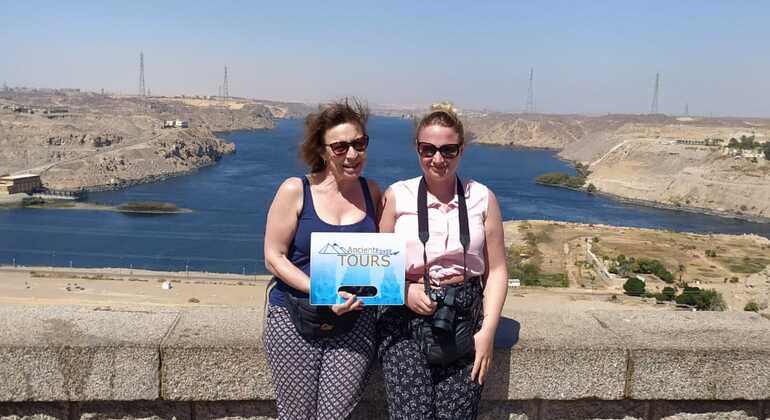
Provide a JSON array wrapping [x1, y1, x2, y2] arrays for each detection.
[[1, 304, 770, 419]]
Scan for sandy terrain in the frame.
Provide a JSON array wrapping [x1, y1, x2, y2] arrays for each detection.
[[0, 266, 672, 313], [503, 220, 770, 312]]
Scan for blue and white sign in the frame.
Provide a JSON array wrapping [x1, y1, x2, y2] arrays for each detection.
[[310, 232, 405, 305]]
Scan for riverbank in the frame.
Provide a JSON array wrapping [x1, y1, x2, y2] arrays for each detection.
[[535, 179, 770, 224]]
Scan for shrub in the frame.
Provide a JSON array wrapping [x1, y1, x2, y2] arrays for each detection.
[[676, 286, 725, 311], [660, 286, 676, 301], [744, 301, 760, 312], [623, 278, 645, 296], [587, 183, 597, 193], [535, 172, 586, 189]]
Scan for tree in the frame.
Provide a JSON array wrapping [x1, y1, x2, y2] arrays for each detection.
[[728, 138, 738, 148], [661, 286, 677, 301], [764, 143, 770, 161], [623, 278, 645, 296], [678, 263, 686, 283], [744, 301, 760, 312], [587, 183, 597, 193]]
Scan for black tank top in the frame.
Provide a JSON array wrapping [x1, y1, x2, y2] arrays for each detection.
[[269, 176, 377, 306]]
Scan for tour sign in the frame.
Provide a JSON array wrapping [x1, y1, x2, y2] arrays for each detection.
[[310, 232, 405, 306]]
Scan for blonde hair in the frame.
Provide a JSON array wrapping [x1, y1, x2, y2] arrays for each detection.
[[415, 101, 464, 145]]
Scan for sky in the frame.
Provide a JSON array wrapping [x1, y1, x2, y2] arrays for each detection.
[[1, 1, 769, 117]]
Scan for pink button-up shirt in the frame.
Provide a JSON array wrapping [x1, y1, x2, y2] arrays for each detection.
[[391, 176, 488, 284]]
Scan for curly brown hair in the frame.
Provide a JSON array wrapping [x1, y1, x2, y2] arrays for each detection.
[[415, 102, 464, 145], [300, 98, 369, 173]]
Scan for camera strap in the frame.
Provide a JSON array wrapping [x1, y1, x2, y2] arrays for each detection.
[[417, 175, 470, 300]]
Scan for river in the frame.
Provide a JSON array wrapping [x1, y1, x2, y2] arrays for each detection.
[[2, 117, 768, 274]]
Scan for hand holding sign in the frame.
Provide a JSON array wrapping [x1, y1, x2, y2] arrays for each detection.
[[311, 232, 405, 306], [331, 291, 364, 315]]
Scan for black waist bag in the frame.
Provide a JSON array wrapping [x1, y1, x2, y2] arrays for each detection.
[[284, 289, 360, 339]]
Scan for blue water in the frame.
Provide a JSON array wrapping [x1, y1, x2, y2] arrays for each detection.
[[2, 117, 768, 274]]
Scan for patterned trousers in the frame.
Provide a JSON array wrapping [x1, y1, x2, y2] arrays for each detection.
[[378, 283, 484, 420], [263, 304, 376, 420]]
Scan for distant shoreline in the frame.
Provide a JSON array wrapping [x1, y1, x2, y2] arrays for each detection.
[[535, 180, 770, 225]]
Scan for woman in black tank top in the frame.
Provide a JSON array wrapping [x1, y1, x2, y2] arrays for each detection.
[[262, 99, 382, 420]]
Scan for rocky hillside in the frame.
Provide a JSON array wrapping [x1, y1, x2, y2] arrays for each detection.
[[42, 128, 234, 190], [464, 111, 770, 220], [0, 89, 309, 191]]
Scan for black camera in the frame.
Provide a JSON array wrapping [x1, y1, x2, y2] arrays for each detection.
[[428, 286, 457, 334]]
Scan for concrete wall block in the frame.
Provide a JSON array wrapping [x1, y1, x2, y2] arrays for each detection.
[[192, 401, 276, 420], [0, 305, 176, 401], [161, 308, 269, 401], [540, 399, 647, 420], [0, 402, 69, 420], [651, 400, 764, 420], [484, 348, 627, 400], [0, 347, 159, 401], [161, 348, 271, 401], [75, 401, 191, 420], [478, 400, 537, 419], [589, 311, 770, 400], [628, 350, 770, 400]]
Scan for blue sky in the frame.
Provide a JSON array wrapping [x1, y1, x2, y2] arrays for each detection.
[[1, 1, 768, 116]]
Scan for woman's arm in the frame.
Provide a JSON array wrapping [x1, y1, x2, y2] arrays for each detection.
[[264, 177, 310, 293], [471, 189, 507, 385]]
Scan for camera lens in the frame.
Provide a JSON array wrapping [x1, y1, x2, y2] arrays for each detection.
[[432, 305, 455, 333]]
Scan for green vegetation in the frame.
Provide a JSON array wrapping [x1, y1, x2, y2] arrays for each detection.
[[727, 134, 769, 160], [674, 285, 726, 311], [20, 197, 76, 208], [535, 172, 586, 189], [720, 256, 770, 274], [21, 197, 45, 207], [574, 162, 591, 177], [586, 183, 597, 193], [608, 255, 674, 283], [705, 249, 717, 258], [744, 301, 760, 312], [623, 277, 645, 296], [116, 201, 179, 213], [505, 223, 567, 288], [651, 286, 677, 302]]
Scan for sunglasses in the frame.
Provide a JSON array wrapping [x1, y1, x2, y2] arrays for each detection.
[[325, 135, 369, 156], [416, 142, 461, 159]]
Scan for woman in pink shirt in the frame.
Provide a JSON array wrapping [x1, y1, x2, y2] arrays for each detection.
[[378, 104, 508, 419]]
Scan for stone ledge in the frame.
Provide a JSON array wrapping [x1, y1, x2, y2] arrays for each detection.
[[0, 305, 178, 401], [1, 400, 768, 420], [1, 304, 770, 402]]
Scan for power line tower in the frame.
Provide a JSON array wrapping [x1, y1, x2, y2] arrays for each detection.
[[650, 72, 660, 114], [223, 66, 229, 103], [139, 52, 146, 97], [525, 67, 536, 113]]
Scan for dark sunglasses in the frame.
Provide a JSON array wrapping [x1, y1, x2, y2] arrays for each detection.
[[325, 135, 369, 156], [416, 142, 461, 159]]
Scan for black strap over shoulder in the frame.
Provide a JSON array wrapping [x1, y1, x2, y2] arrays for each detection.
[[417, 176, 470, 297]]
